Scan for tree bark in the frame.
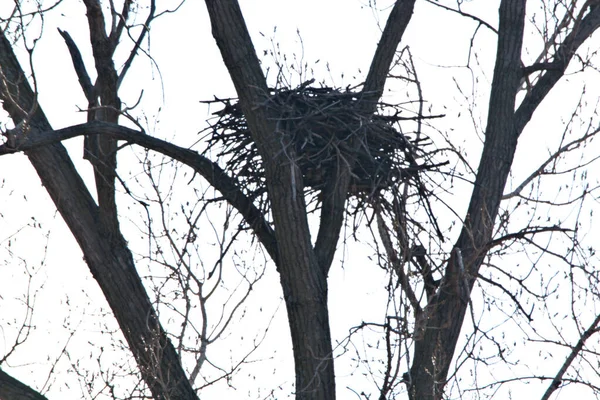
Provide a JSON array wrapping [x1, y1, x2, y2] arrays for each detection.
[[81, 0, 122, 238], [408, 1, 526, 399], [0, 30, 198, 400], [203, 2, 335, 398], [202, 1, 416, 398], [408, 1, 600, 399]]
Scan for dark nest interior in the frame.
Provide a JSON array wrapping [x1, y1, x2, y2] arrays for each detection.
[[202, 82, 445, 221]]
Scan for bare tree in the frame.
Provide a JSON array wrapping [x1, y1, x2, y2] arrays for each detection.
[[1, 1, 600, 400]]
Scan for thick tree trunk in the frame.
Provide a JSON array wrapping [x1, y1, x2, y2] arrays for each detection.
[[203, 1, 416, 398], [203, 2, 336, 398], [407, 1, 600, 397], [267, 159, 336, 399], [0, 30, 198, 400], [408, 1, 526, 398]]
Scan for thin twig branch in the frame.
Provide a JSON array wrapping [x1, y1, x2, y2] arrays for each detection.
[[424, 0, 498, 34], [541, 313, 600, 400], [502, 127, 600, 199]]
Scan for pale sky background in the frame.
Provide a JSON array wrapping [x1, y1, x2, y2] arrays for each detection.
[[1, 0, 600, 399]]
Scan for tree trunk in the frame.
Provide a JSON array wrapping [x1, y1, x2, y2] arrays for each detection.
[[0, 29, 199, 400], [203, 1, 416, 398], [407, 1, 600, 398], [203, 2, 337, 398], [408, 1, 526, 398]]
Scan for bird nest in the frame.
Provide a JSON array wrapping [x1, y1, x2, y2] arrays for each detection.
[[202, 82, 442, 211]]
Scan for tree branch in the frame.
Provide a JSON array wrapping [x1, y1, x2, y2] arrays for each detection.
[[488, 225, 572, 248], [476, 274, 533, 322], [117, 0, 155, 88], [0, 121, 279, 263], [109, 0, 133, 47], [540, 313, 600, 400], [515, 3, 600, 135], [313, 0, 418, 273], [520, 61, 561, 76], [313, 167, 349, 273], [203, 0, 273, 152], [376, 207, 421, 314], [0, 27, 198, 400], [424, 0, 498, 34], [0, 369, 49, 400], [409, 2, 527, 398], [82, 0, 123, 239], [362, 0, 416, 109], [57, 28, 94, 102], [502, 127, 600, 199]]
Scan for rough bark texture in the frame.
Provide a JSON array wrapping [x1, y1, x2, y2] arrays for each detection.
[[0, 30, 198, 400], [204, 2, 335, 398], [408, 2, 526, 399]]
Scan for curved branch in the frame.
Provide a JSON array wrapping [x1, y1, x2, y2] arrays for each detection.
[[0, 121, 278, 264]]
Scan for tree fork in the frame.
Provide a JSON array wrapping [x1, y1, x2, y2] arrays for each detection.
[[0, 29, 198, 400]]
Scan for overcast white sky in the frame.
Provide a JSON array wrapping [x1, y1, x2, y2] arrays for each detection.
[[1, 1, 600, 399]]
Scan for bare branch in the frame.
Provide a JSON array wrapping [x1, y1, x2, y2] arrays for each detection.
[[423, 0, 498, 34], [110, 0, 132, 46], [362, 0, 416, 109], [81, 0, 122, 239], [541, 313, 600, 400], [57, 28, 94, 102], [0, 27, 198, 400], [488, 225, 572, 248], [117, 0, 155, 88], [476, 274, 534, 321], [521, 61, 561, 76], [376, 206, 421, 314], [0, 120, 278, 263], [515, 3, 600, 135], [502, 127, 600, 199]]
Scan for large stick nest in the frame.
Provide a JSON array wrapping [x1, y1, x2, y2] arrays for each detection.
[[202, 82, 443, 210]]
